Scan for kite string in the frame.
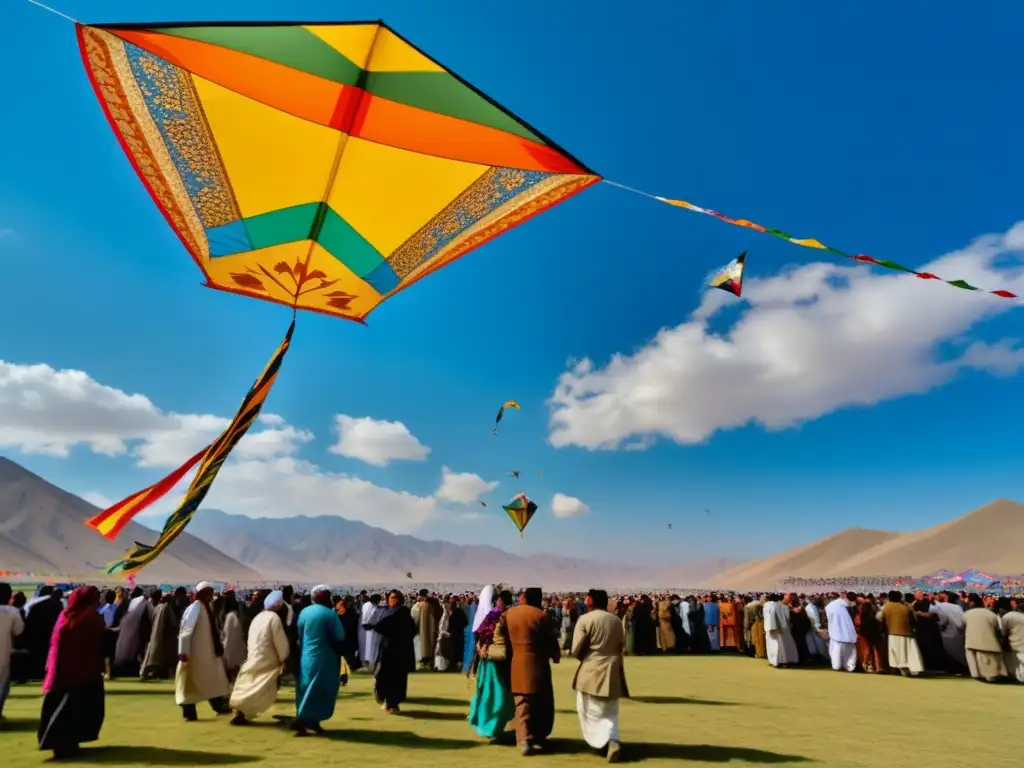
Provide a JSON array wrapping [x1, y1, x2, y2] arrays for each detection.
[[25, 0, 78, 23], [601, 179, 664, 203]]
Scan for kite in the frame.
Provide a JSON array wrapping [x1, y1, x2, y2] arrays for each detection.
[[708, 251, 746, 297], [508, 470, 521, 479], [493, 400, 520, 435], [479, 500, 488, 507], [503, 492, 538, 539], [74, 20, 597, 574], [406, 572, 413, 580]]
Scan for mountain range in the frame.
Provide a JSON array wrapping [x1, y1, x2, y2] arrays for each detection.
[[705, 498, 1024, 588], [0, 457, 733, 587], [1, 457, 1019, 589]]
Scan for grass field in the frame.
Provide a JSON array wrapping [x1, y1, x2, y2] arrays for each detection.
[[2, 655, 1019, 767]]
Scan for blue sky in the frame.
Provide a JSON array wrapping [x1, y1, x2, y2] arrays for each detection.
[[2, 1, 1024, 566]]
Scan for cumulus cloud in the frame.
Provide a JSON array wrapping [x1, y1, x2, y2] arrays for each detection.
[[435, 466, 499, 503], [0, 361, 438, 533], [549, 222, 1024, 450], [551, 493, 590, 518], [329, 415, 430, 467]]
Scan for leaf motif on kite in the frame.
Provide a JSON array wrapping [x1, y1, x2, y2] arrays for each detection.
[[231, 272, 265, 291], [707, 251, 746, 297], [273, 262, 294, 277], [324, 291, 356, 310], [503, 492, 538, 537]]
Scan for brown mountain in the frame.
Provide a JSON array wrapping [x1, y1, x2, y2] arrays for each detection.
[[0, 457, 261, 583], [707, 499, 1024, 588], [184, 508, 658, 588]]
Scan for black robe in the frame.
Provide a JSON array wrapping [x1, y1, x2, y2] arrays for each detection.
[[369, 605, 416, 708], [24, 597, 63, 680]]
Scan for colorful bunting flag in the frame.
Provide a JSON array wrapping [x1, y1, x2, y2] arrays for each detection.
[[603, 181, 1018, 299]]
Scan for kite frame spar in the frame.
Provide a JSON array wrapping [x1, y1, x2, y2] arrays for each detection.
[[76, 18, 601, 324]]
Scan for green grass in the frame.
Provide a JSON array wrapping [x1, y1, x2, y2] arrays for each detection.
[[2, 656, 1020, 767]]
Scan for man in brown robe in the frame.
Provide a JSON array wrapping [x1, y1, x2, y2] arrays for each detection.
[[505, 587, 561, 755], [413, 589, 442, 670], [656, 599, 676, 654]]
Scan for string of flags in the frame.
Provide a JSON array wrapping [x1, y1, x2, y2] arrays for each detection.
[[604, 181, 1018, 299]]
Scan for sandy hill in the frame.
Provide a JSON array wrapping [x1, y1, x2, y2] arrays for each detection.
[[0, 457, 261, 583], [708, 499, 1024, 589]]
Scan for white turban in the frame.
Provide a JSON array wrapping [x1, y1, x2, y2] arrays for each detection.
[[472, 585, 494, 633], [264, 590, 284, 611], [195, 581, 214, 593], [312, 584, 331, 597]]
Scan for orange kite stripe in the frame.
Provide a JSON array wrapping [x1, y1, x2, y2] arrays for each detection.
[[85, 446, 208, 540]]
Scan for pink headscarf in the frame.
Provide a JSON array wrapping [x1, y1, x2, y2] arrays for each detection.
[[42, 586, 104, 693]]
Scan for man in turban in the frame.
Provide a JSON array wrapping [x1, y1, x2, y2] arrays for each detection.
[[229, 590, 291, 724], [176, 582, 231, 721]]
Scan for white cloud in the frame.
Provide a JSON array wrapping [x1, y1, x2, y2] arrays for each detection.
[[549, 222, 1024, 450], [0, 361, 438, 534], [435, 466, 499, 503], [551, 493, 590, 518], [329, 415, 430, 467]]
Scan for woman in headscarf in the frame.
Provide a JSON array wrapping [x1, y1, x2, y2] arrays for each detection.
[[37, 586, 105, 760], [461, 594, 477, 671], [366, 589, 416, 714], [335, 595, 360, 685], [467, 586, 515, 741], [218, 592, 247, 682], [230, 590, 290, 725], [294, 586, 345, 736]]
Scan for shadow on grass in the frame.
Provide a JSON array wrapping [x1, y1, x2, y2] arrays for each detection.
[[102, 687, 177, 696], [542, 739, 812, 763], [274, 691, 369, 705], [630, 696, 737, 706], [404, 696, 468, 707], [0, 717, 37, 732], [47, 746, 262, 764], [397, 709, 467, 721], [321, 728, 479, 750]]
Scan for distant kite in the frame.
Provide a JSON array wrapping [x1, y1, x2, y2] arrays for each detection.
[[508, 470, 521, 478], [707, 251, 746, 297], [406, 572, 413, 580], [493, 401, 520, 435], [479, 500, 488, 507], [503, 492, 538, 539]]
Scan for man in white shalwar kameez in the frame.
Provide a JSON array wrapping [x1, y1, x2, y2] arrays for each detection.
[[571, 590, 628, 763], [825, 593, 858, 672], [762, 594, 798, 668], [0, 582, 25, 718], [930, 593, 968, 671], [359, 594, 382, 669], [176, 582, 232, 721], [230, 590, 290, 725]]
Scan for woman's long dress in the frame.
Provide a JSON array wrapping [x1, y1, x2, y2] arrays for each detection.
[[38, 602, 106, 755], [371, 606, 416, 709], [468, 615, 514, 739]]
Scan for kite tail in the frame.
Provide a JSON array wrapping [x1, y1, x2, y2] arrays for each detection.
[[602, 179, 1018, 299], [85, 447, 208, 540], [101, 320, 296, 576]]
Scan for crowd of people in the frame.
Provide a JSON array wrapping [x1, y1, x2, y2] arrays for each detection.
[[1, 581, 1022, 761]]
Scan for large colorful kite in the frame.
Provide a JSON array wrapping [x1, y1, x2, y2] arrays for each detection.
[[76, 20, 598, 573], [61, 15, 1018, 572]]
